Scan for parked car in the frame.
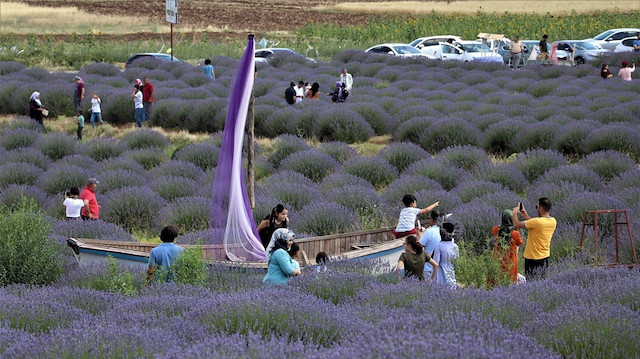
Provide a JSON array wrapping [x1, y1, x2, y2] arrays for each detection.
[[554, 41, 608, 64], [614, 36, 640, 53], [457, 41, 504, 63], [418, 42, 476, 62], [583, 28, 640, 51], [365, 43, 433, 58], [410, 35, 462, 51], [125, 53, 180, 68], [254, 48, 315, 63]]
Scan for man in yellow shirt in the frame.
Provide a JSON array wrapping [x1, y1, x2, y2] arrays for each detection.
[[512, 198, 556, 279]]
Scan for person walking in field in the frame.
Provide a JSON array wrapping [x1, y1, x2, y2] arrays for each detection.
[[339, 68, 353, 92], [203, 59, 215, 80], [618, 61, 635, 81], [142, 77, 155, 119], [146, 226, 184, 284], [73, 76, 85, 112], [76, 110, 85, 141], [392, 194, 439, 239], [510, 36, 524, 68], [29, 91, 45, 127], [90, 92, 104, 128], [512, 198, 556, 280], [132, 84, 145, 128], [81, 178, 100, 220], [537, 35, 550, 61]]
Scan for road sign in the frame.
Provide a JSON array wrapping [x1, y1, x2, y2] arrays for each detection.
[[166, 0, 178, 24]]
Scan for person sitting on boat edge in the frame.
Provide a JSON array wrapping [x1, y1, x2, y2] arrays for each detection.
[[392, 194, 439, 239], [258, 204, 289, 249], [263, 229, 301, 285], [146, 226, 184, 284], [396, 235, 439, 282]]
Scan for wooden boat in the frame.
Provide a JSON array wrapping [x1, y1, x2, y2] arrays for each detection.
[[66, 226, 404, 270]]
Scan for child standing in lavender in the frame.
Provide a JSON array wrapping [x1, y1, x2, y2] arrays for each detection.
[[76, 110, 85, 141], [90, 92, 104, 128]]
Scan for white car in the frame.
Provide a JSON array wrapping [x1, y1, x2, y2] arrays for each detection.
[[418, 42, 476, 62], [583, 28, 640, 51], [409, 35, 462, 51], [365, 43, 434, 58], [614, 36, 640, 53], [457, 41, 504, 63], [254, 48, 315, 63]]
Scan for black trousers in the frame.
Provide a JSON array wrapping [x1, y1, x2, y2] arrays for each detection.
[[524, 257, 549, 280], [77, 125, 83, 140]]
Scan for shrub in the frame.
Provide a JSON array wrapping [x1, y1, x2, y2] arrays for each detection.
[[150, 175, 198, 201], [526, 181, 589, 205], [584, 123, 640, 160], [181, 73, 209, 87], [320, 173, 375, 194], [325, 185, 387, 229], [1, 147, 51, 170], [347, 103, 391, 136], [294, 201, 358, 236], [578, 150, 637, 182], [482, 120, 524, 156], [51, 218, 135, 242], [469, 190, 523, 212], [526, 80, 558, 97], [553, 120, 598, 157], [36, 163, 90, 195], [609, 169, 640, 191], [514, 122, 560, 152], [0, 128, 40, 150], [419, 118, 479, 153], [86, 256, 136, 296], [101, 186, 167, 231], [258, 182, 322, 211], [412, 189, 462, 218], [450, 202, 499, 252], [454, 180, 505, 203], [79, 137, 127, 162], [121, 129, 170, 150], [514, 149, 569, 182], [315, 109, 374, 144], [318, 141, 358, 164], [376, 142, 430, 173], [97, 169, 146, 194], [476, 164, 529, 193], [0, 184, 48, 210], [149, 160, 204, 181], [101, 92, 137, 126], [266, 107, 298, 137], [0, 61, 26, 75], [185, 99, 227, 133], [394, 116, 438, 143], [96, 157, 146, 175], [405, 161, 470, 191], [279, 150, 340, 183], [341, 156, 398, 190], [539, 165, 604, 192], [437, 145, 490, 172], [268, 134, 311, 168], [156, 196, 210, 233], [1, 116, 44, 132], [0, 200, 62, 286], [35, 132, 77, 161], [124, 148, 169, 170], [174, 142, 219, 171], [381, 175, 443, 204], [40, 84, 75, 118], [169, 244, 209, 286], [555, 193, 625, 224], [0, 162, 43, 187]]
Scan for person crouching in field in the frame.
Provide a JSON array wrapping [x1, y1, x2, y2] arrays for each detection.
[[512, 198, 557, 280], [392, 194, 439, 239], [397, 235, 438, 282]]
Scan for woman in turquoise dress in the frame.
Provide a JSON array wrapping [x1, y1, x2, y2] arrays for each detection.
[[263, 229, 301, 285]]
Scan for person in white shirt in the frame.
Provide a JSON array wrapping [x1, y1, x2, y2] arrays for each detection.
[[132, 84, 144, 127], [295, 81, 305, 104], [63, 187, 84, 220], [392, 194, 439, 239], [89, 92, 104, 128], [339, 68, 353, 92]]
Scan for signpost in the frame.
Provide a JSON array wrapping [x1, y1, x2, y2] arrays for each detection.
[[166, 0, 178, 61]]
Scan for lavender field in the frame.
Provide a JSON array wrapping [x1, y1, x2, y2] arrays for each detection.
[[1, 52, 640, 357]]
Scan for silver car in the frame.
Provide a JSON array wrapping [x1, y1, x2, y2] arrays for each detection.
[[614, 36, 640, 53], [554, 41, 608, 64], [583, 28, 640, 51]]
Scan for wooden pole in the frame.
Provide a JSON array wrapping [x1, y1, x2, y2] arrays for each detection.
[[247, 69, 256, 209], [170, 23, 174, 62]]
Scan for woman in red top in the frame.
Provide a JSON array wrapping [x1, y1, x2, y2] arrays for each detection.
[[491, 210, 523, 284]]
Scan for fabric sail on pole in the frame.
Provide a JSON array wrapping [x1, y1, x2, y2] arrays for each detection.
[[209, 35, 266, 262]]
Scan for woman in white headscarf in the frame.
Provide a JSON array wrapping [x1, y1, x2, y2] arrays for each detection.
[[29, 92, 45, 126], [263, 228, 300, 285]]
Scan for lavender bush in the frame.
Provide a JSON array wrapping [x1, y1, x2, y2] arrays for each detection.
[[341, 156, 398, 190], [293, 201, 359, 236], [101, 186, 167, 231], [0, 162, 43, 188], [120, 128, 170, 150], [279, 149, 340, 183], [0, 128, 40, 150], [0, 147, 51, 170]]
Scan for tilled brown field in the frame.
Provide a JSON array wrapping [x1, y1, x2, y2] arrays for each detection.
[[26, 0, 374, 33]]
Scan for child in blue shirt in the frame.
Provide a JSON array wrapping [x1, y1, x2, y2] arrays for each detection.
[[203, 59, 215, 80]]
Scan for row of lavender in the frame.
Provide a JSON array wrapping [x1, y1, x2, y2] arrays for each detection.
[[0, 120, 638, 260], [1, 53, 640, 157], [0, 263, 638, 358]]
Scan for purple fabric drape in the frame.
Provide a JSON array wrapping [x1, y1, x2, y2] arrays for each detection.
[[209, 35, 266, 261]]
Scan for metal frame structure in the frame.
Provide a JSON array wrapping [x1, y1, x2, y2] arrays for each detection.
[[579, 209, 637, 267]]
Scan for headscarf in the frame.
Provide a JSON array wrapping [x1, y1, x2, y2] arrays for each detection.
[[135, 78, 143, 87], [335, 81, 343, 99], [73, 75, 84, 84], [265, 228, 294, 262], [30, 92, 42, 107], [495, 209, 515, 248]]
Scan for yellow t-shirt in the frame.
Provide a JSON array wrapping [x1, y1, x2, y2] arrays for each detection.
[[523, 217, 557, 260]]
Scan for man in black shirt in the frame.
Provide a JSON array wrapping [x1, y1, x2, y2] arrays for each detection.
[[537, 34, 550, 61], [284, 81, 296, 105]]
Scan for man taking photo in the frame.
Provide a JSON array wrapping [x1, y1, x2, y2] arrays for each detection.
[[512, 198, 556, 280]]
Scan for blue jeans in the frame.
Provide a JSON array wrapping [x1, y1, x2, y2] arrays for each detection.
[[135, 108, 145, 128], [90, 112, 104, 128], [73, 94, 82, 111]]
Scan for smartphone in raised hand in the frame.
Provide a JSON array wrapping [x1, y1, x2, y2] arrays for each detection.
[[519, 202, 524, 212]]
